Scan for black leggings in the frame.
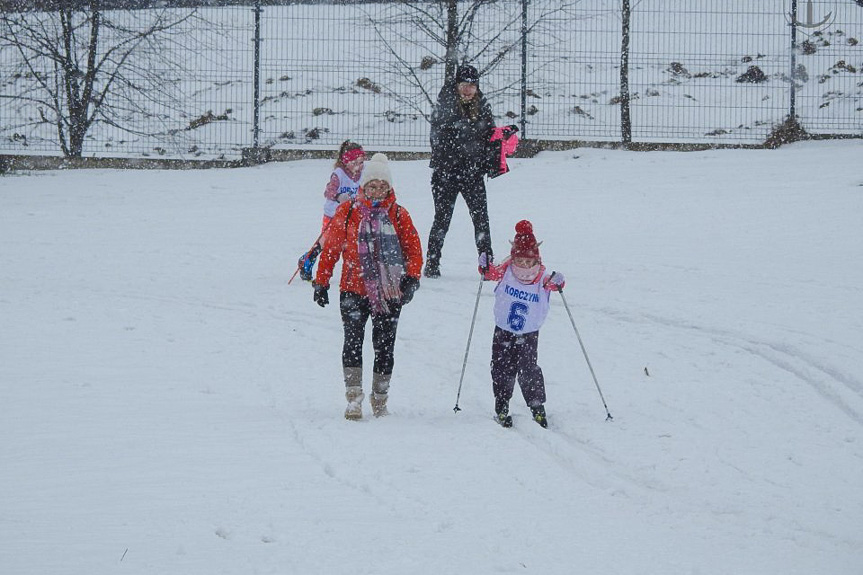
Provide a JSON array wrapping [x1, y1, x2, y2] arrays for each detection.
[[426, 168, 492, 265], [490, 327, 546, 407], [340, 291, 402, 375]]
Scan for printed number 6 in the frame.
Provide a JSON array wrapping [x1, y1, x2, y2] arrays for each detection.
[[507, 302, 528, 331]]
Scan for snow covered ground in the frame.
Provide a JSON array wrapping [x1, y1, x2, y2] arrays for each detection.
[[2, 141, 862, 574]]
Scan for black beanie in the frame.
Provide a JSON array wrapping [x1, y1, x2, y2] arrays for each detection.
[[456, 64, 479, 84]]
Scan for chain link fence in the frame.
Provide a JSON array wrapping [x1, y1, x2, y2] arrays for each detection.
[[1, 0, 861, 160]]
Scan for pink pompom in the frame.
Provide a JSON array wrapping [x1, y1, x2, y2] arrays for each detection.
[[515, 220, 533, 235]]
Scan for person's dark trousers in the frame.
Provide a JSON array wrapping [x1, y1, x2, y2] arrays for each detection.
[[490, 327, 546, 407], [340, 291, 402, 375], [426, 168, 493, 269]]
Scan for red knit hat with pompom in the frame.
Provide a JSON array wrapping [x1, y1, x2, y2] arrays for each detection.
[[510, 220, 541, 260]]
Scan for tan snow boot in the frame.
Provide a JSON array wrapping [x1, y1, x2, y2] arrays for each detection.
[[370, 372, 391, 418], [344, 367, 364, 421]]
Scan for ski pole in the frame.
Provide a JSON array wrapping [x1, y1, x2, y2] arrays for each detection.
[[288, 219, 333, 285], [553, 274, 613, 421], [454, 277, 484, 413], [287, 265, 302, 285]]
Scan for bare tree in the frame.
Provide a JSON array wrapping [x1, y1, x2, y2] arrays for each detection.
[[0, 0, 197, 157], [364, 0, 582, 116]]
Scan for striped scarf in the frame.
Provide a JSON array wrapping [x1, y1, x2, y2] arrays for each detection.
[[357, 203, 405, 314]]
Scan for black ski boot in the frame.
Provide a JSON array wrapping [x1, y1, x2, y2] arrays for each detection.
[[531, 405, 548, 428], [495, 398, 512, 428], [298, 244, 322, 282]]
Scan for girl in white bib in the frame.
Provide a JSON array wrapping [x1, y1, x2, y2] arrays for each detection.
[[479, 220, 565, 428], [297, 141, 365, 281], [321, 141, 365, 228]]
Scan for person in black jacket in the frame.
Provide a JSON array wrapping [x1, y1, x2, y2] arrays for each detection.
[[424, 64, 495, 278]]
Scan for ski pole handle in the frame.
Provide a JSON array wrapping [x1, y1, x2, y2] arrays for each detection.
[[550, 270, 563, 293]]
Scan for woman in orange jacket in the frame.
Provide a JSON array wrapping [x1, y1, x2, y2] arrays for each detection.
[[313, 153, 423, 420]]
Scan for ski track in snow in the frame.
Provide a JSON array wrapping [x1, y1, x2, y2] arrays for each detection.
[[285, 417, 403, 513], [596, 305, 863, 427], [740, 340, 863, 427], [514, 422, 671, 496]]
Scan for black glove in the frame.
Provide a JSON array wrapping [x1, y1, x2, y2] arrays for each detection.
[[313, 283, 329, 307], [502, 124, 519, 138], [478, 252, 491, 277], [400, 275, 420, 305]]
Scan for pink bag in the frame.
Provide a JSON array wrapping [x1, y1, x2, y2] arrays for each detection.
[[488, 125, 519, 178]]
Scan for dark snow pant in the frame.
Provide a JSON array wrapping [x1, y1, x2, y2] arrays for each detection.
[[340, 291, 402, 376], [426, 168, 493, 268], [490, 327, 546, 408]]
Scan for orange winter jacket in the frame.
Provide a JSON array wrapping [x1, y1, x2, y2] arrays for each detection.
[[314, 189, 423, 296]]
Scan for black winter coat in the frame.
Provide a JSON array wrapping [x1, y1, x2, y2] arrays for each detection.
[[429, 82, 495, 175]]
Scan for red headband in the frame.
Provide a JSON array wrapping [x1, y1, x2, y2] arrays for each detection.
[[341, 148, 365, 163]]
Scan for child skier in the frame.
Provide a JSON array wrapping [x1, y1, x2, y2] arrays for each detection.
[[478, 220, 565, 428], [298, 141, 366, 281]]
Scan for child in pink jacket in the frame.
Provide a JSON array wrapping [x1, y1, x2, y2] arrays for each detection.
[[298, 141, 365, 281]]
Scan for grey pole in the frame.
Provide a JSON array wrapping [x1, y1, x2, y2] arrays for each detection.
[[454, 279, 484, 413], [556, 281, 613, 421]]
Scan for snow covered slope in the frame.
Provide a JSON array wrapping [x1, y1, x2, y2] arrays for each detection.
[[2, 141, 862, 574]]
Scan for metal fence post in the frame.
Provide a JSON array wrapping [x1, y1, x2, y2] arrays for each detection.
[[790, 0, 798, 120], [520, 0, 529, 137], [619, 0, 632, 145], [252, 0, 262, 153]]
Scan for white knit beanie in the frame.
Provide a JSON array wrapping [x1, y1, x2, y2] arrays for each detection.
[[360, 153, 393, 187]]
